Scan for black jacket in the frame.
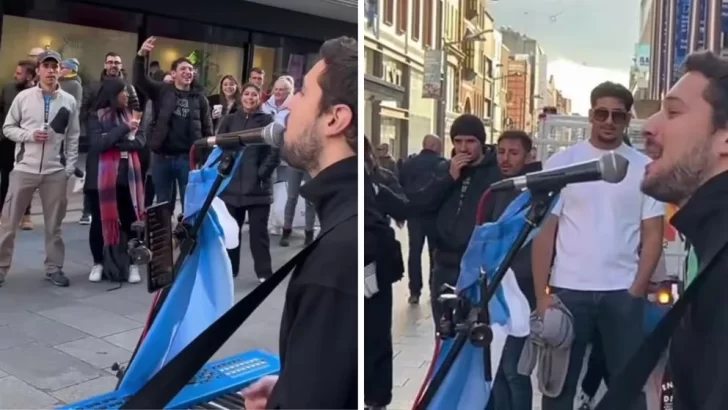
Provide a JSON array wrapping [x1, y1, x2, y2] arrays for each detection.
[[399, 149, 446, 218], [364, 168, 405, 285], [84, 111, 146, 192], [0, 81, 32, 168], [668, 170, 728, 410], [267, 157, 358, 409], [409, 152, 501, 265], [217, 110, 279, 207], [81, 71, 141, 132], [133, 56, 213, 154], [479, 161, 543, 308]]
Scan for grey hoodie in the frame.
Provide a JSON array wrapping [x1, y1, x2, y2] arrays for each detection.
[[2, 85, 80, 176]]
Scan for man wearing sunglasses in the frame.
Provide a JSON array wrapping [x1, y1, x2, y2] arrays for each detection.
[[531, 82, 665, 410]]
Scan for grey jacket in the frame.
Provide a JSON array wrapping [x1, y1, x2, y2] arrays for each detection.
[[59, 75, 83, 106], [2, 85, 80, 176]]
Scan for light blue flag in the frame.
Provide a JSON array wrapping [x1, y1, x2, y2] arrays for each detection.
[[427, 191, 558, 409], [119, 147, 244, 395]]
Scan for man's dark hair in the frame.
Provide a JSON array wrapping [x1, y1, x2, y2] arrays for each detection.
[[590, 81, 634, 112], [17, 60, 35, 78], [497, 130, 533, 153], [250, 67, 265, 76], [150, 61, 160, 68], [683, 51, 728, 130], [171, 57, 193, 71], [105, 51, 120, 60], [317, 36, 357, 152]]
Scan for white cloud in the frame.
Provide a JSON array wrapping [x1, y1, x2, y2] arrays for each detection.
[[547, 59, 630, 116]]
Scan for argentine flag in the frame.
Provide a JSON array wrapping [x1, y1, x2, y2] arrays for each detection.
[[119, 147, 243, 395], [426, 191, 557, 409]]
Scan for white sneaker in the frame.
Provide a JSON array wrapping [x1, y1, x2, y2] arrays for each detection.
[[89, 264, 103, 282], [128, 265, 141, 283]]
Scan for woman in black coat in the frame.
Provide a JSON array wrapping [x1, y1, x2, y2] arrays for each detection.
[[217, 83, 280, 281]]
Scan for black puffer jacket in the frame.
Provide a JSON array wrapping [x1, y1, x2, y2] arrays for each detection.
[[133, 56, 213, 154], [0, 81, 32, 168], [218, 110, 279, 207]]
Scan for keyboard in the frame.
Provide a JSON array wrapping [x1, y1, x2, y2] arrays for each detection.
[[58, 350, 280, 409]]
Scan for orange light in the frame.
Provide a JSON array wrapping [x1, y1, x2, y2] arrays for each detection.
[[657, 291, 671, 305]]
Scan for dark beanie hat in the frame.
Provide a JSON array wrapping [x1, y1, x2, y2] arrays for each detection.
[[450, 114, 486, 144]]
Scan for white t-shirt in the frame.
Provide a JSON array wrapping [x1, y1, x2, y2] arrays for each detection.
[[547, 141, 665, 291]]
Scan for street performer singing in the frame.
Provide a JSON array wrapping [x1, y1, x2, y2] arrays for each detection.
[[241, 36, 358, 409]]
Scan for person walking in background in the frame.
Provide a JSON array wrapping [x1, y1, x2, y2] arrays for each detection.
[[134, 37, 213, 215], [398, 134, 444, 304], [208, 74, 241, 133], [0, 60, 36, 230], [376, 143, 398, 176], [218, 83, 279, 282], [84, 78, 145, 283], [0, 50, 80, 287], [59, 59, 83, 104]]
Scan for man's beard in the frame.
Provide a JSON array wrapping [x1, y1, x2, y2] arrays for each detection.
[[641, 137, 714, 204], [282, 124, 322, 172]]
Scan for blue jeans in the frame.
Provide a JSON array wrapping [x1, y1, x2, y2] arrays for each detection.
[[491, 335, 532, 410], [152, 153, 189, 213], [543, 288, 646, 410]]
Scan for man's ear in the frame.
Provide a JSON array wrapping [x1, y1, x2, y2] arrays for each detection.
[[714, 128, 728, 157], [322, 103, 353, 138]]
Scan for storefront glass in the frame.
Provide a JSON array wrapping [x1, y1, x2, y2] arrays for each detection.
[[0, 15, 138, 84], [150, 37, 245, 96], [251, 34, 320, 93]]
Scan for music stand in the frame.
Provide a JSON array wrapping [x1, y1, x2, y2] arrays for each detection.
[[415, 188, 560, 409]]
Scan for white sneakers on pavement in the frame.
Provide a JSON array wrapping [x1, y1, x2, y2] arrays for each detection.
[[89, 264, 103, 282], [89, 264, 142, 283], [128, 265, 141, 283]]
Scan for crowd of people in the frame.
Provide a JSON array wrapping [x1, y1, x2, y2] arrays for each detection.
[[0, 38, 317, 288], [363, 76, 691, 410]]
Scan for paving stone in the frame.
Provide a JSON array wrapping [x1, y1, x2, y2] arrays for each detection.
[[0, 310, 36, 327], [51, 376, 117, 405], [8, 314, 88, 346], [36, 304, 142, 338], [0, 344, 104, 391], [0, 325, 35, 350], [102, 328, 143, 352], [0, 375, 60, 408], [0, 368, 7, 378], [54, 337, 132, 369]]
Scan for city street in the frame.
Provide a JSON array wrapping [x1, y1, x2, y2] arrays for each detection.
[[0, 205, 302, 408]]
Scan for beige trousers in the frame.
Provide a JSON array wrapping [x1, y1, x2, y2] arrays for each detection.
[[0, 169, 68, 278]]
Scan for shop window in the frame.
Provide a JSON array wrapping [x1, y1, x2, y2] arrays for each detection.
[[150, 37, 244, 96], [0, 15, 138, 85], [251, 35, 320, 94]]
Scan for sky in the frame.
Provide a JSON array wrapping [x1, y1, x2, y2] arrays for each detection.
[[490, 0, 640, 114]]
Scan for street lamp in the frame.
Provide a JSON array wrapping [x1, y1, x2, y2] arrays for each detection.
[[436, 29, 493, 139]]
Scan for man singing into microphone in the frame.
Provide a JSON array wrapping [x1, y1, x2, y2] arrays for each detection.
[[241, 36, 358, 409], [531, 82, 663, 410]]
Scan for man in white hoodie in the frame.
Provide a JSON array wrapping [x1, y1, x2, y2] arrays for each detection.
[[0, 50, 80, 287]]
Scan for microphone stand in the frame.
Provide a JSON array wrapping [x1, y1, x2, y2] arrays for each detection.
[[115, 149, 238, 388], [415, 188, 561, 410]]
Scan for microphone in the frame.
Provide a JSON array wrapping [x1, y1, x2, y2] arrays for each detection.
[[193, 122, 285, 149], [489, 151, 629, 192]]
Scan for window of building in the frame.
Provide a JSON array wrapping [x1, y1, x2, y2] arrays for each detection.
[[383, 0, 395, 25], [397, 0, 408, 34], [424, 0, 433, 48], [149, 36, 244, 96], [411, 0, 421, 41], [0, 15, 138, 86], [251, 35, 320, 93]]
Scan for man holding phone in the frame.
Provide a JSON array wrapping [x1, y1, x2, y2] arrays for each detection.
[[0, 50, 80, 288]]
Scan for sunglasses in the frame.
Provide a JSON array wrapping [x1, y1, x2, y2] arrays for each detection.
[[592, 108, 629, 124]]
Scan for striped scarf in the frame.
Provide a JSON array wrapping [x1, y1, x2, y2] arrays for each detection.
[[97, 108, 145, 245]]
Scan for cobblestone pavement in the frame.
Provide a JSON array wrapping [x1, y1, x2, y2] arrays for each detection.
[[0, 218, 304, 408]]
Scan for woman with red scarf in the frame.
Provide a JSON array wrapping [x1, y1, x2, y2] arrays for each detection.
[[84, 77, 145, 284]]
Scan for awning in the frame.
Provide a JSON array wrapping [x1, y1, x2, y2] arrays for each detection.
[[365, 74, 406, 103]]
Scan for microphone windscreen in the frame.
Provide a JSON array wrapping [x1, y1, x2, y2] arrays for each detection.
[[600, 152, 629, 183], [262, 122, 286, 148]]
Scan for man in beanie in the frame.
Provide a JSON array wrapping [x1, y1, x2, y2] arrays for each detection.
[[59, 58, 82, 105], [408, 114, 500, 325]]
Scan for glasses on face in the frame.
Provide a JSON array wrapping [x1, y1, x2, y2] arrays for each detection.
[[106, 61, 121, 66], [593, 108, 629, 125]]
